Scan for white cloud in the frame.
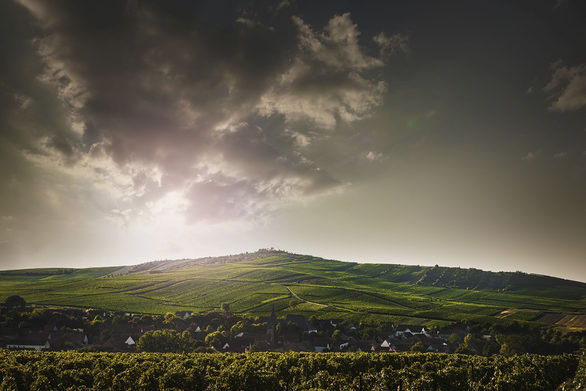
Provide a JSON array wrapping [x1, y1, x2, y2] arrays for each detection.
[[544, 63, 586, 112], [365, 151, 383, 161]]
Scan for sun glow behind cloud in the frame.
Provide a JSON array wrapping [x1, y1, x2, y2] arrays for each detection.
[[0, 0, 585, 281]]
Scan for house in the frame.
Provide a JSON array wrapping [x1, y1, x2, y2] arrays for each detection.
[[6, 338, 50, 351], [43, 324, 59, 332], [329, 319, 343, 328], [48, 331, 88, 348], [395, 328, 413, 338], [283, 342, 308, 352], [222, 343, 230, 350], [355, 340, 374, 352], [7, 331, 51, 351], [175, 311, 192, 319], [98, 335, 139, 351], [381, 340, 390, 348], [238, 332, 271, 349]]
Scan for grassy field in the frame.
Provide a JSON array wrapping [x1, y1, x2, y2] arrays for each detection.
[[0, 250, 584, 327]]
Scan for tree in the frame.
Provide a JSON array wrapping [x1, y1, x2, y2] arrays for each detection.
[[205, 330, 227, 348], [112, 314, 127, 326], [136, 329, 192, 353], [410, 341, 426, 352], [332, 330, 345, 345], [4, 295, 25, 309], [448, 333, 460, 345], [231, 320, 247, 335]]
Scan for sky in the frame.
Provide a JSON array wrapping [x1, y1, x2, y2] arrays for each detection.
[[0, 0, 585, 282]]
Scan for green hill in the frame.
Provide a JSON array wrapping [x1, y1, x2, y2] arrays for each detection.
[[1, 250, 584, 328]]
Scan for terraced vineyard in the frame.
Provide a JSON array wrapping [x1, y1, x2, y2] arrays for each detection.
[[0, 250, 585, 327]]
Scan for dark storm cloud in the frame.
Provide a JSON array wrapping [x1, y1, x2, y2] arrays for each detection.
[[10, 0, 392, 222], [258, 13, 387, 129]]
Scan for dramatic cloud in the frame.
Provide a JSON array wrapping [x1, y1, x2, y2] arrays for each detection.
[[8, 1, 395, 225], [258, 13, 388, 129], [545, 62, 586, 112], [3, 0, 584, 281]]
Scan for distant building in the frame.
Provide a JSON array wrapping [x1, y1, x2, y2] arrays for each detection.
[[175, 311, 192, 319], [7, 339, 50, 351]]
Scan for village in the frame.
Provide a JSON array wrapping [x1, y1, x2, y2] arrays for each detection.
[[0, 297, 497, 354]]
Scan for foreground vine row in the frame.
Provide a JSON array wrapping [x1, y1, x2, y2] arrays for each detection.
[[0, 351, 584, 390]]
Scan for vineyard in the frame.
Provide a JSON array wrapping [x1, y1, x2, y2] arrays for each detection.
[[1, 251, 584, 328], [0, 350, 583, 391]]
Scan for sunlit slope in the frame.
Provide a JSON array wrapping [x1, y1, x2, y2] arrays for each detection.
[[1, 251, 584, 326]]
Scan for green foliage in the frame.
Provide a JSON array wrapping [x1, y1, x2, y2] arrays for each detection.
[[410, 341, 426, 353], [0, 351, 581, 391], [136, 329, 196, 353], [4, 295, 25, 309], [205, 330, 228, 348]]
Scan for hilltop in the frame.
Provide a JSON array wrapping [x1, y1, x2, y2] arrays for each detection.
[[1, 250, 585, 329]]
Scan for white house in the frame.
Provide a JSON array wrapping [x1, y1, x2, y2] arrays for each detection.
[[381, 340, 390, 348], [395, 328, 413, 338], [125, 336, 135, 346], [7, 340, 50, 351]]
